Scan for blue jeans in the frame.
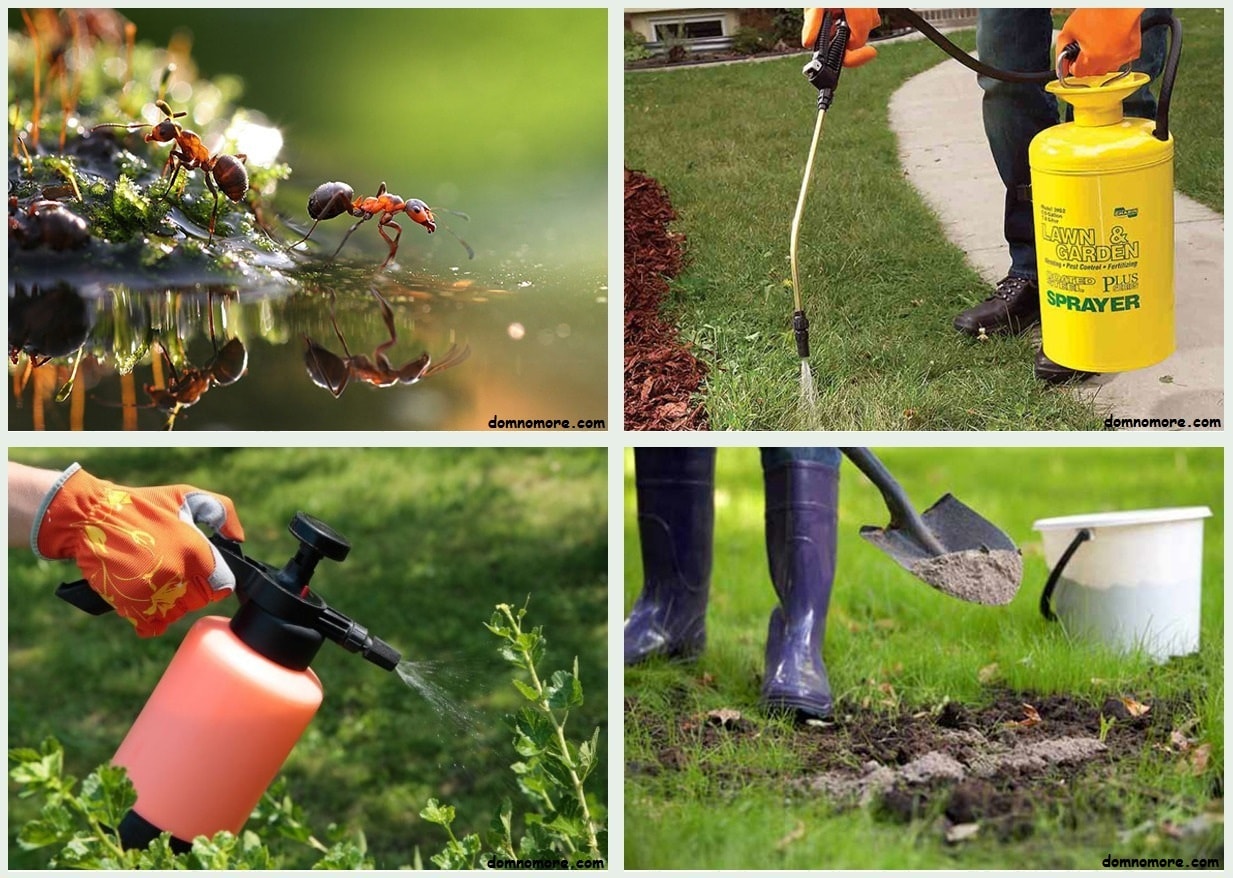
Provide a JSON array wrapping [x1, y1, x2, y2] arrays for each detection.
[[977, 9, 1169, 279]]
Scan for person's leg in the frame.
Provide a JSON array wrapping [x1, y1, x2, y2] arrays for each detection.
[[759, 447, 839, 719], [1125, 8, 1170, 120], [954, 9, 1056, 337], [624, 448, 716, 664]]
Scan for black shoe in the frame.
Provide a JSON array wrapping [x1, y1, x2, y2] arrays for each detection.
[[1034, 348, 1099, 385], [953, 275, 1040, 337]]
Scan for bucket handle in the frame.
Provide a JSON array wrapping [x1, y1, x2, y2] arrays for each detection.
[[1040, 528, 1093, 622]]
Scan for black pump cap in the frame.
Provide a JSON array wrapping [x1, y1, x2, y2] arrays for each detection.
[[222, 513, 401, 672]]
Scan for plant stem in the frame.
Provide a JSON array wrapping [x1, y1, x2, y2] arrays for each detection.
[[501, 606, 601, 859]]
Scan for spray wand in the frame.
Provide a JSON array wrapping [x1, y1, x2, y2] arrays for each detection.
[[790, 11, 849, 400]]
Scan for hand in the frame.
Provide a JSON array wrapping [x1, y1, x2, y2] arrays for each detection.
[[33, 464, 245, 637], [1057, 8, 1144, 77], [802, 8, 881, 67]]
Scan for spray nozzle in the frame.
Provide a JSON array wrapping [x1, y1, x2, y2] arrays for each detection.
[[803, 12, 850, 109], [792, 309, 811, 359]]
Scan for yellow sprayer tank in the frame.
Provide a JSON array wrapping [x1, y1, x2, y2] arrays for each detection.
[[1029, 72, 1174, 372]]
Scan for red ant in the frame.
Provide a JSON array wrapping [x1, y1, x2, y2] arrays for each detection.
[[302, 287, 469, 397], [94, 100, 248, 242], [288, 180, 473, 269]]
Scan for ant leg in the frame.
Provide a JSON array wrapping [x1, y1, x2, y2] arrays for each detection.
[[204, 171, 221, 243], [158, 152, 187, 203], [377, 216, 402, 269], [369, 287, 399, 364], [329, 213, 373, 263]]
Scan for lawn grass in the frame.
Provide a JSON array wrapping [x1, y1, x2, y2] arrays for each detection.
[[8, 447, 607, 869], [625, 9, 1221, 430], [624, 447, 1223, 869], [1167, 9, 1224, 211]]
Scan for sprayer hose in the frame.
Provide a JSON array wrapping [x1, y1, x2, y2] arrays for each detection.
[[884, 9, 1180, 140]]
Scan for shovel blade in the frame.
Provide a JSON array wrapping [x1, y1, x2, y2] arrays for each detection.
[[860, 494, 1022, 605]]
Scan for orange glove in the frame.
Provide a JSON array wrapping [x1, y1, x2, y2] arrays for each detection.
[[802, 8, 881, 67], [1057, 8, 1144, 76], [33, 464, 245, 637]]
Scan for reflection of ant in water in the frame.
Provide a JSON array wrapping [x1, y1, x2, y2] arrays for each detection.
[[94, 100, 249, 242], [303, 287, 469, 397], [288, 181, 474, 269], [142, 335, 248, 430]]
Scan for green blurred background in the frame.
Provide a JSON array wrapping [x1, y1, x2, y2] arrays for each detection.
[[9, 447, 607, 868], [112, 8, 608, 259]]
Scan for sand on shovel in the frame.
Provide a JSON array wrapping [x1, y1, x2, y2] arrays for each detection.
[[909, 548, 1023, 605]]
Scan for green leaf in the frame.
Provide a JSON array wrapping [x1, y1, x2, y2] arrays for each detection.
[[512, 678, 540, 702], [544, 670, 583, 710], [17, 803, 74, 850], [186, 831, 240, 869], [420, 798, 456, 828], [429, 833, 482, 869], [313, 841, 373, 869], [79, 763, 138, 826]]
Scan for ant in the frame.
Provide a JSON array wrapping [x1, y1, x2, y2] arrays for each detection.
[[9, 196, 89, 250], [288, 180, 474, 269], [302, 287, 469, 397], [94, 100, 248, 242]]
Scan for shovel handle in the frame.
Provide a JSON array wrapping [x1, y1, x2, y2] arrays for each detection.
[[840, 447, 947, 556]]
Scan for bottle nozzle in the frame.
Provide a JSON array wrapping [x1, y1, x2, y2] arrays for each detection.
[[793, 310, 811, 359]]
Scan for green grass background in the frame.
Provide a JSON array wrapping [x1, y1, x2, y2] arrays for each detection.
[[9, 447, 607, 869], [625, 9, 1221, 430], [624, 447, 1223, 868]]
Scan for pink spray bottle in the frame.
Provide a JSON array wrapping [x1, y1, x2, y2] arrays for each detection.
[[55, 512, 401, 852]]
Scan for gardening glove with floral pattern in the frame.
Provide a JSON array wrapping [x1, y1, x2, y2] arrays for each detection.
[[801, 8, 881, 67], [1057, 8, 1144, 76], [32, 463, 245, 637]]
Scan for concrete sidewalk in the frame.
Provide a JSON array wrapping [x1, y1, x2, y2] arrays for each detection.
[[889, 57, 1224, 428]]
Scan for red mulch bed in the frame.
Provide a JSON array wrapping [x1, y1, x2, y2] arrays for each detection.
[[624, 168, 709, 430]]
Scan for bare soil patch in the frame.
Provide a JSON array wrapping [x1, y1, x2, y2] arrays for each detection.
[[627, 688, 1203, 842]]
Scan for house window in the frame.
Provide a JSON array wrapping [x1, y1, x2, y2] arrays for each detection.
[[650, 15, 726, 43]]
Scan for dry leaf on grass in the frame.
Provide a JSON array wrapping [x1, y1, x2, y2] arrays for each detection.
[[945, 822, 981, 843], [1006, 703, 1042, 728], [978, 663, 1000, 684], [1189, 743, 1211, 775], [775, 820, 806, 851], [1120, 696, 1151, 718]]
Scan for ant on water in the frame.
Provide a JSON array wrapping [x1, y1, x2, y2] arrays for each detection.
[[94, 99, 249, 242], [288, 180, 474, 269]]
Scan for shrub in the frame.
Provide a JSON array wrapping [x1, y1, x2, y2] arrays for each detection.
[[625, 29, 651, 62], [731, 26, 771, 55]]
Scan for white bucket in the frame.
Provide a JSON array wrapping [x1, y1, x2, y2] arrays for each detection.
[[1032, 507, 1212, 662]]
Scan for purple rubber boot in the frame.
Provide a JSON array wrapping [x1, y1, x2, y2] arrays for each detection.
[[760, 460, 838, 720], [624, 448, 715, 664]]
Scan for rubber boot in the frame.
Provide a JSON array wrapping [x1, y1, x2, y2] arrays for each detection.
[[624, 448, 715, 665], [760, 460, 838, 719]]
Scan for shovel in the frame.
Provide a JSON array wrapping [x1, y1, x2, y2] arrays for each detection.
[[840, 447, 1022, 605]]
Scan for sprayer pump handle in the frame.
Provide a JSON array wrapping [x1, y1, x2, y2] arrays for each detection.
[[289, 512, 350, 562]]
